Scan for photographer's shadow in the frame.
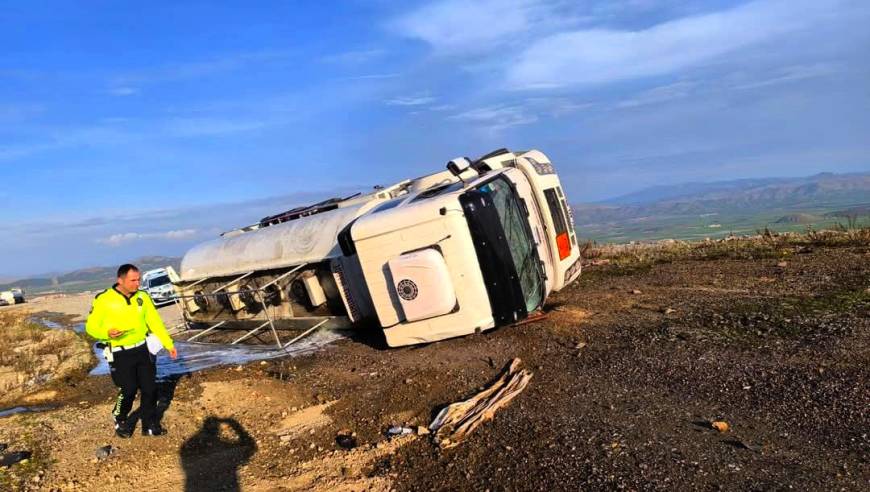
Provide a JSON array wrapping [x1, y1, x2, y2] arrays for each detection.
[[180, 417, 257, 492]]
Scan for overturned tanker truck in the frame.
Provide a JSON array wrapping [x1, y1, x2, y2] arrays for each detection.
[[172, 148, 582, 347]]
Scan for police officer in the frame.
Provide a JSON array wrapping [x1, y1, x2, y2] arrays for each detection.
[[86, 264, 178, 437]]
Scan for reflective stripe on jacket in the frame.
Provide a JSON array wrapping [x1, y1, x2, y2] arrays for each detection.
[[85, 285, 175, 350]]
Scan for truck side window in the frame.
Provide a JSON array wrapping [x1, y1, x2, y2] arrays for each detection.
[[544, 188, 568, 236], [544, 188, 572, 259]]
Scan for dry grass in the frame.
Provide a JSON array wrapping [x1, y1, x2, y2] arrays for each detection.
[[582, 227, 870, 269], [0, 311, 93, 403], [0, 312, 44, 367]]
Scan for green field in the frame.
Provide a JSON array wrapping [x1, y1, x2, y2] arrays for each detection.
[[578, 203, 869, 243]]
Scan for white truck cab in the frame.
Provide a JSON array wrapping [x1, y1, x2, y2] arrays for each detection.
[[175, 149, 581, 346]]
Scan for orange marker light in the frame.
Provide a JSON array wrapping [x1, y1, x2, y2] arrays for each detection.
[[556, 232, 571, 260]]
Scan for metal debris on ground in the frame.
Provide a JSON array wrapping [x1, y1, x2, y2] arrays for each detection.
[[386, 426, 414, 437], [429, 358, 533, 449]]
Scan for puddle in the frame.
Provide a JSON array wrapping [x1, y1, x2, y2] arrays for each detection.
[[0, 405, 57, 418], [89, 329, 347, 380]]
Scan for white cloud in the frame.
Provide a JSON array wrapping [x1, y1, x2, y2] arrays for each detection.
[[616, 81, 698, 109], [162, 117, 269, 138], [110, 50, 294, 88], [730, 63, 840, 91], [109, 86, 139, 96], [391, 0, 558, 53], [100, 229, 198, 247], [322, 49, 385, 65], [449, 104, 538, 133], [340, 73, 400, 81], [507, 0, 842, 88], [386, 94, 436, 106]]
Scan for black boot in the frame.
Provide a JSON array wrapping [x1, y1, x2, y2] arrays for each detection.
[[142, 423, 166, 436], [114, 419, 132, 438]]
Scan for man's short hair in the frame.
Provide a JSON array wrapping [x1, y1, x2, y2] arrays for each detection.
[[117, 264, 140, 278]]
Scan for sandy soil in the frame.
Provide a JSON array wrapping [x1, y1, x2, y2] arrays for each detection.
[[0, 243, 868, 491]]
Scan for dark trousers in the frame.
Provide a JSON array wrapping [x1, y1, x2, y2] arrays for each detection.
[[109, 344, 157, 428]]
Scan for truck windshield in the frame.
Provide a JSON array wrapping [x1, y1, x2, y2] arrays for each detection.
[[477, 178, 544, 313], [460, 175, 544, 324], [148, 275, 171, 287]]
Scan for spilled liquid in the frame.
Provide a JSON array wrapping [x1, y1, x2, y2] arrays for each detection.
[[30, 315, 347, 380], [89, 330, 347, 380]]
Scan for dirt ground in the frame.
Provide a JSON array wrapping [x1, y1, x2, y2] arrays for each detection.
[[0, 242, 867, 491]]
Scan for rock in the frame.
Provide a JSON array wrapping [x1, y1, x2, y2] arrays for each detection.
[[711, 421, 730, 433], [776, 261, 788, 268], [664, 308, 676, 314], [404, 378, 413, 385], [723, 438, 762, 452], [416, 426, 430, 436], [336, 431, 358, 449], [95, 445, 116, 460], [631, 289, 642, 295]]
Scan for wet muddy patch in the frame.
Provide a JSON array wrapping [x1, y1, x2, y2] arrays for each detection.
[[89, 329, 349, 380]]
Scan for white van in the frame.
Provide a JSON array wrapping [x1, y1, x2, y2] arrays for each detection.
[[141, 268, 175, 305]]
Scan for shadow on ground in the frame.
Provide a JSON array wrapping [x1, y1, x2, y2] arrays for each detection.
[[180, 417, 257, 492]]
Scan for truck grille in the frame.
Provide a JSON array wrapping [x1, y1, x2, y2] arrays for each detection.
[[331, 260, 360, 322]]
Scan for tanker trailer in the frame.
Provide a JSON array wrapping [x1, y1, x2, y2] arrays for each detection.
[[173, 148, 582, 347]]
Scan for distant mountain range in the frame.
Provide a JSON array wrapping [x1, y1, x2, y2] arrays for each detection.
[[0, 256, 181, 295], [574, 172, 870, 242]]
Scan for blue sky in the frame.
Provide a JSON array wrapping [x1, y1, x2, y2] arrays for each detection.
[[1, 0, 868, 277]]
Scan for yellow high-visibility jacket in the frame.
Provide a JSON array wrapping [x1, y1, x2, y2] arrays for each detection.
[[85, 285, 175, 350]]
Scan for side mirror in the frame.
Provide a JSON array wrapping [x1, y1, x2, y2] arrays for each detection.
[[446, 157, 471, 176]]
